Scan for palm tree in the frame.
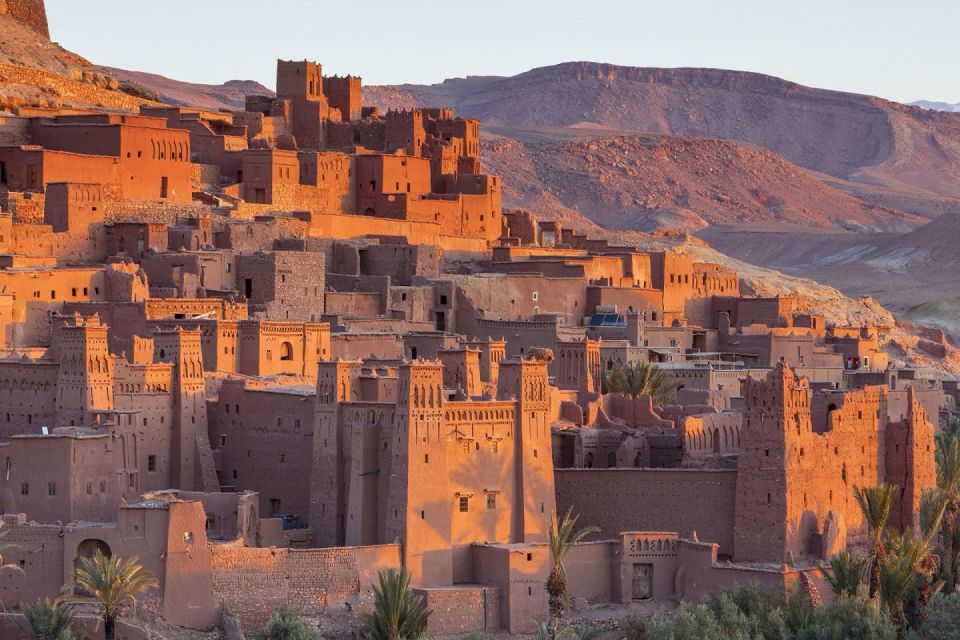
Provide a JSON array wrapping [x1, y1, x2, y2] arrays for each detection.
[[600, 361, 682, 406], [22, 598, 78, 640], [916, 488, 949, 619], [359, 568, 430, 640], [73, 550, 158, 640], [881, 530, 926, 629], [936, 432, 960, 592], [853, 484, 898, 599], [546, 508, 599, 639], [826, 551, 867, 597]]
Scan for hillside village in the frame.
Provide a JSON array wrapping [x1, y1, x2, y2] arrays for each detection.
[[0, 2, 958, 639]]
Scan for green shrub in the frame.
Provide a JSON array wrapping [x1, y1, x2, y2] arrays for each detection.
[[257, 604, 317, 640], [921, 591, 960, 640]]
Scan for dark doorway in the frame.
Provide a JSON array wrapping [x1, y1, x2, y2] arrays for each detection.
[[632, 563, 652, 600], [435, 311, 446, 331], [244, 278, 253, 299]]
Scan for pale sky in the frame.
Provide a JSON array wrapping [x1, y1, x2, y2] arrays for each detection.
[[45, 0, 958, 104]]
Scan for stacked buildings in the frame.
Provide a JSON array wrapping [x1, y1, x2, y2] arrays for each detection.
[[0, 56, 945, 635]]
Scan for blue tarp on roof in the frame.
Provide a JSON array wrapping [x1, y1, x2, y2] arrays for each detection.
[[589, 313, 625, 327]]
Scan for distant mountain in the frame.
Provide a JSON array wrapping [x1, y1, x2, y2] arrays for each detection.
[[911, 100, 960, 113], [102, 67, 273, 111], [367, 62, 960, 203]]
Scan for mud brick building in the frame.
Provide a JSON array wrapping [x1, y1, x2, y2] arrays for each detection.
[[0, 27, 945, 638]]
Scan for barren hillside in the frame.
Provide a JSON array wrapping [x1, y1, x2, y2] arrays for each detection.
[[102, 67, 272, 111], [482, 129, 924, 232]]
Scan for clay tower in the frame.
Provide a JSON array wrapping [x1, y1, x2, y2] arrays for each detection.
[[384, 359, 452, 586]]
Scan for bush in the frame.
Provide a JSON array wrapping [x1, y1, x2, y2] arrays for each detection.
[[921, 591, 960, 640], [256, 604, 317, 640], [646, 585, 896, 640], [620, 612, 649, 640]]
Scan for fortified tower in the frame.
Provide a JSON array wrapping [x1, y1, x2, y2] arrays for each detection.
[[498, 356, 555, 542], [734, 363, 809, 564], [153, 328, 209, 491], [309, 359, 360, 546], [384, 360, 452, 586], [54, 314, 112, 427], [0, 0, 50, 39], [885, 387, 937, 531]]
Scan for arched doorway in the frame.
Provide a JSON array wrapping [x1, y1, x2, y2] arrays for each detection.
[[584, 452, 595, 469], [74, 539, 112, 596]]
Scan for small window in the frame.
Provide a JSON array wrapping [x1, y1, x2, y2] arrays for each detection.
[[294, 419, 301, 429], [20, 482, 28, 496], [491, 441, 499, 453], [147, 455, 156, 472], [487, 494, 496, 510], [48, 482, 56, 496], [532, 291, 539, 301], [459, 496, 469, 512], [99, 480, 106, 494], [85, 481, 93, 495], [439, 294, 448, 305], [183, 531, 194, 545], [219, 435, 227, 447]]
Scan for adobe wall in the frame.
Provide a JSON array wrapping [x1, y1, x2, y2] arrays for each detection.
[[682, 411, 742, 458], [0, 515, 64, 607], [414, 586, 501, 635], [555, 469, 738, 554], [209, 543, 401, 631]]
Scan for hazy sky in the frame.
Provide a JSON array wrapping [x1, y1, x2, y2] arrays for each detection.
[[46, 0, 958, 104]]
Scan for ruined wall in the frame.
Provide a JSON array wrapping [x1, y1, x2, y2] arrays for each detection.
[[209, 543, 401, 631], [554, 468, 738, 554]]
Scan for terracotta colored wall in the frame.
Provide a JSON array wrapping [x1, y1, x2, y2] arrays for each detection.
[[209, 543, 401, 631], [555, 468, 738, 554]]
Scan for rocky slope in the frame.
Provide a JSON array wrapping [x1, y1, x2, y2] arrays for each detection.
[[102, 67, 272, 111], [700, 212, 960, 320], [482, 129, 924, 232], [0, 14, 269, 113]]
